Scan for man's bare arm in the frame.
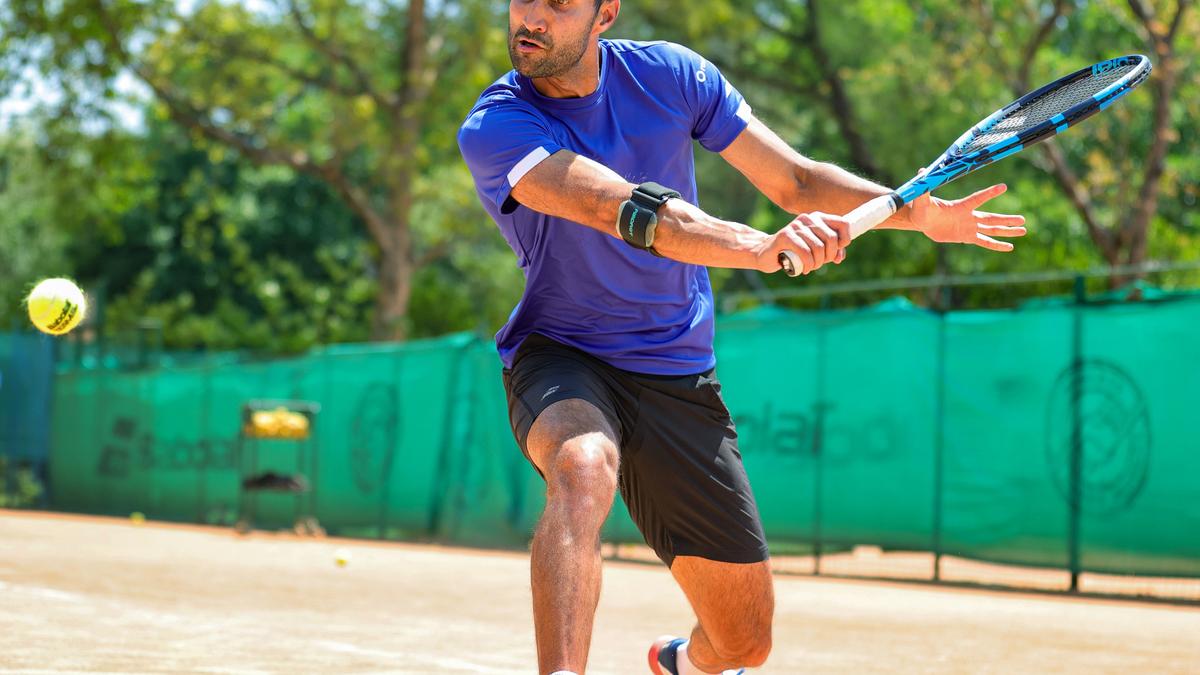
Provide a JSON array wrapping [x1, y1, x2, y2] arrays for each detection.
[[720, 115, 1027, 249], [719, 115, 917, 230], [510, 149, 848, 273]]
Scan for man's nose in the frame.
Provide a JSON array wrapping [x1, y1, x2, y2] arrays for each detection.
[[517, 3, 549, 34]]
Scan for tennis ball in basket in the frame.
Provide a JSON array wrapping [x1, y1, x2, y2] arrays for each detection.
[[26, 278, 87, 335]]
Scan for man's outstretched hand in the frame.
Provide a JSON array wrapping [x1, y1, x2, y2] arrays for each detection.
[[909, 183, 1027, 252]]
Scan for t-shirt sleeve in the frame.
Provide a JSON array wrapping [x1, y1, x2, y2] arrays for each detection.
[[672, 44, 752, 153], [458, 99, 564, 215]]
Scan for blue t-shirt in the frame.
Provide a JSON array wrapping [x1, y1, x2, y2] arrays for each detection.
[[458, 39, 751, 375]]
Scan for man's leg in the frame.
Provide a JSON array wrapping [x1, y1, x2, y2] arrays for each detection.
[[525, 398, 621, 675], [666, 557, 774, 673]]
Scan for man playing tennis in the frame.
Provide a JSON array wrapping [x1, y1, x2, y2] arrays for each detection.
[[458, 2, 1025, 673]]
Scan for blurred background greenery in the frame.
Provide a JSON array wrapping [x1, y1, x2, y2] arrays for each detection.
[[0, 0, 1195, 352]]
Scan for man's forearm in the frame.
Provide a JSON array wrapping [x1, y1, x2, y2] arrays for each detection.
[[789, 160, 917, 231], [651, 198, 766, 269], [511, 151, 768, 269]]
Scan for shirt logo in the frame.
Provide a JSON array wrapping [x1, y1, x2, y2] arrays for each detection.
[[541, 385, 561, 401]]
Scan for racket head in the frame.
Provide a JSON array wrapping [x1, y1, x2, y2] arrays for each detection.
[[894, 54, 1152, 205]]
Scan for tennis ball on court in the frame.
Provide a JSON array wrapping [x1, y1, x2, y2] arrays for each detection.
[[25, 278, 87, 335], [334, 548, 351, 567], [130, 511, 146, 525]]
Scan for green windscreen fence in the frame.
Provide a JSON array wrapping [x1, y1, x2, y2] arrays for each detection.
[[0, 332, 54, 501], [11, 294, 1200, 578]]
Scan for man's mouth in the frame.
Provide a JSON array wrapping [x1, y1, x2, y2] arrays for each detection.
[[515, 37, 545, 53]]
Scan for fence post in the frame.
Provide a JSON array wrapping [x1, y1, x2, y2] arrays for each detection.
[[812, 295, 831, 575], [378, 348, 406, 541], [1068, 275, 1085, 592], [933, 289, 949, 581], [197, 363, 211, 524]]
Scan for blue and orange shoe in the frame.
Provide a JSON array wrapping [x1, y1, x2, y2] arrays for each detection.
[[647, 635, 747, 674], [647, 635, 687, 675]]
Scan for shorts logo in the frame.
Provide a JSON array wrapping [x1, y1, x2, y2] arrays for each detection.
[[541, 385, 561, 401]]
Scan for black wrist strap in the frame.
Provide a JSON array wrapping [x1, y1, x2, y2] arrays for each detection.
[[631, 182, 681, 211], [618, 182, 681, 256]]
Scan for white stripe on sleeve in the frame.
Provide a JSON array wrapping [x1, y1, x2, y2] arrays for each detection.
[[507, 146, 553, 188]]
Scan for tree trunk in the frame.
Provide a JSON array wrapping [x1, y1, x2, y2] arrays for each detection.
[[375, 230, 413, 341], [366, 0, 428, 341], [804, 0, 890, 184], [1117, 42, 1178, 288]]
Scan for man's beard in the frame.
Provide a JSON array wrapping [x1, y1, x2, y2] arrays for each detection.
[[509, 26, 590, 79]]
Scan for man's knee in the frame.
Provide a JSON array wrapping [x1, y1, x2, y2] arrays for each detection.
[[711, 628, 772, 668], [547, 432, 619, 504]]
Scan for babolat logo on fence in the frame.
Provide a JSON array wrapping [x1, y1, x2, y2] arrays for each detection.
[[734, 402, 899, 464], [97, 415, 237, 477], [1044, 360, 1151, 515], [349, 382, 400, 494]]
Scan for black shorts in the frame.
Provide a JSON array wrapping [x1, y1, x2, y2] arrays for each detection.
[[501, 333, 769, 567]]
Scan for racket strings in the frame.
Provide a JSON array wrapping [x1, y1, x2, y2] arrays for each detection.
[[962, 64, 1138, 153]]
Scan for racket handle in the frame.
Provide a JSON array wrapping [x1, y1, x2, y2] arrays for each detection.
[[778, 193, 901, 277]]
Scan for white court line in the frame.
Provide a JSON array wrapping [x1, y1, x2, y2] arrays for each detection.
[[0, 581, 86, 604], [315, 640, 524, 674]]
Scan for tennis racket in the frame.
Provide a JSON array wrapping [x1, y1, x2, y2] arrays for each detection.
[[780, 54, 1152, 276]]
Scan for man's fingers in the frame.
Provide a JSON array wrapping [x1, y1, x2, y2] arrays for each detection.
[[978, 224, 1027, 238], [834, 248, 846, 264], [975, 211, 1026, 227], [798, 225, 827, 268], [822, 214, 852, 247], [962, 183, 1008, 209], [808, 215, 839, 245], [779, 213, 851, 274], [786, 217, 817, 273], [975, 233, 1015, 252], [808, 213, 849, 265]]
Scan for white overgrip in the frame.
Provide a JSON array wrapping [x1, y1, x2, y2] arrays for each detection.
[[778, 193, 900, 276], [846, 193, 900, 238]]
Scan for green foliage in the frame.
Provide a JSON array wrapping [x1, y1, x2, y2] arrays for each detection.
[[2, 0, 1198, 348], [2, 0, 519, 342], [622, 0, 1199, 306], [0, 132, 69, 328], [66, 117, 380, 352], [0, 456, 43, 509]]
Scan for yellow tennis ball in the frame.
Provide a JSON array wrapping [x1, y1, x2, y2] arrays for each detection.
[[334, 548, 351, 567], [26, 278, 87, 335]]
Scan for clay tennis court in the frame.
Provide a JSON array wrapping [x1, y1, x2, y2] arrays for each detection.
[[1, 510, 1197, 673]]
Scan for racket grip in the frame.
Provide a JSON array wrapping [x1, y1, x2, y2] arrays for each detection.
[[846, 193, 901, 238], [778, 193, 901, 277]]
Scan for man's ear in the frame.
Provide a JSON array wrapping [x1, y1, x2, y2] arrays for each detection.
[[595, 0, 620, 34]]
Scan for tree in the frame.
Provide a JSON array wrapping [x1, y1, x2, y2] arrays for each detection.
[[626, 0, 1199, 301], [970, 0, 1196, 285], [0, 131, 68, 327], [1, 0, 513, 339], [72, 116, 379, 352]]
